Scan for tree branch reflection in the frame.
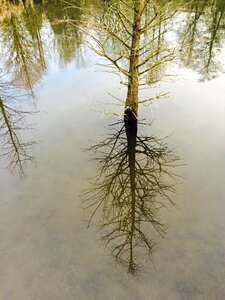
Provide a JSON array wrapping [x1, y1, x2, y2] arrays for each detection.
[[179, 0, 225, 80], [1, 8, 46, 94], [0, 74, 35, 175], [83, 117, 180, 274]]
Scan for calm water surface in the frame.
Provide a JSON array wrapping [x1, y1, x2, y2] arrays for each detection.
[[0, 1, 225, 299]]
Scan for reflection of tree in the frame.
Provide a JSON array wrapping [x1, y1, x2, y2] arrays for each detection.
[[23, 6, 45, 66], [0, 74, 35, 175], [44, 1, 85, 67], [1, 0, 225, 83], [1, 8, 46, 93], [76, 2, 180, 274], [83, 118, 179, 274], [71, 0, 175, 118], [0, 0, 34, 9], [178, 0, 225, 80]]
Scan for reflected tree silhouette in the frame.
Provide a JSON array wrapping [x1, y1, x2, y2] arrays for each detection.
[[0, 8, 46, 94], [1, 0, 225, 83], [45, 1, 85, 67], [178, 0, 225, 80], [83, 118, 179, 274], [0, 73, 35, 175], [65, 0, 178, 120], [76, 1, 182, 274]]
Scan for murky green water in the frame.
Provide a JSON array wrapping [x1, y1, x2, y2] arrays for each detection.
[[1, 1, 225, 299]]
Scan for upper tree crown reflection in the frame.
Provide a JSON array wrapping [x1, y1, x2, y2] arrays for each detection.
[[83, 116, 180, 274]]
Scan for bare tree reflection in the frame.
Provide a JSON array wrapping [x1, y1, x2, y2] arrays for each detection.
[[83, 117, 179, 274], [0, 73, 35, 175]]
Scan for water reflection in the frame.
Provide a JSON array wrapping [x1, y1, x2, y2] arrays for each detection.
[[1, 0, 225, 83], [78, 1, 181, 274], [0, 1, 225, 298], [0, 8, 46, 93], [45, 1, 85, 67], [83, 117, 179, 274], [179, 0, 225, 80], [79, 0, 176, 117], [0, 72, 35, 175], [2, 0, 224, 271]]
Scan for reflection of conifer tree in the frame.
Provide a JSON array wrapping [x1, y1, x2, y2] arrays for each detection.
[[0, 74, 35, 175], [79, 1, 180, 274], [83, 119, 179, 274], [70, 0, 175, 118]]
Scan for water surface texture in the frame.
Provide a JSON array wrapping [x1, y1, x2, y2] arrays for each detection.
[[0, 1, 225, 299]]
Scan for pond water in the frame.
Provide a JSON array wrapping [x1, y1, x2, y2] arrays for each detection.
[[1, 1, 225, 299]]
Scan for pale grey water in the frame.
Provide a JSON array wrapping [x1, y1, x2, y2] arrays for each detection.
[[1, 2, 225, 299]]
